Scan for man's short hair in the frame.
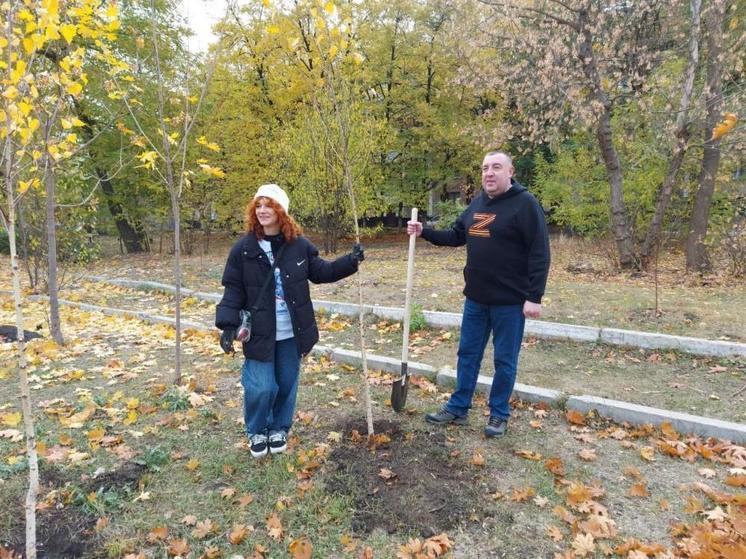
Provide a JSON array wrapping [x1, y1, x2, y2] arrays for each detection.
[[484, 150, 513, 166]]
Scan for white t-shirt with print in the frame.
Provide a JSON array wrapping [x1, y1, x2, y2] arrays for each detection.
[[258, 239, 294, 341]]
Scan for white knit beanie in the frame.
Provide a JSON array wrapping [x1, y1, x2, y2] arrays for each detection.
[[254, 183, 290, 213]]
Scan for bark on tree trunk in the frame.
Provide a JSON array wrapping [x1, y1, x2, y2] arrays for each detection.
[[3, 67, 39, 556], [641, 0, 701, 267], [686, 0, 725, 273], [596, 109, 636, 269], [171, 191, 183, 384], [72, 105, 149, 253], [97, 169, 148, 253], [44, 154, 65, 345], [577, 13, 636, 269]]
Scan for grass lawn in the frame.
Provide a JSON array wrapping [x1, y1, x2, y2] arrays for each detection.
[[43, 282, 746, 423], [64, 233, 746, 343], [1, 299, 745, 558]]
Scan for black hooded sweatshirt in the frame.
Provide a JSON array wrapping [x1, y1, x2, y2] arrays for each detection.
[[421, 180, 550, 306]]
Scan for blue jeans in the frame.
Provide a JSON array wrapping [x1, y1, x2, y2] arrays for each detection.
[[444, 299, 525, 420], [242, 338, 301, 436]]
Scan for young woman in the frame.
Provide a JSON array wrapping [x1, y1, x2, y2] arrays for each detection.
[[216, 184, 364, 458]]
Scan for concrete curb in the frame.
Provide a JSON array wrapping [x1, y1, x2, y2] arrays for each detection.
[[13, 293, 211, 331], [566, 395, 746, 443], [600, 328, 745, 359], [83, 277, 746, 358], [330, 348, 437, 378], [4, 292, 743, 442]]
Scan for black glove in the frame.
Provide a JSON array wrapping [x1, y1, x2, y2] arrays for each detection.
[[220, 328, 236, 354], [351, 243, 365, 263]]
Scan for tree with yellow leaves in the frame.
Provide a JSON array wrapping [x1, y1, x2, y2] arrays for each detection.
[[115, 0, 227, 384], [258, 0, 378, 435], [1, 0, 122, 554]]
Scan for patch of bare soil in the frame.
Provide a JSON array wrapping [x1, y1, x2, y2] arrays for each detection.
[[4, 462, 146, 558], [324, 418, 491, 537]]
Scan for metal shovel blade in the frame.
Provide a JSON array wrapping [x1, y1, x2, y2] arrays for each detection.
[[390, 363, 409, 412]]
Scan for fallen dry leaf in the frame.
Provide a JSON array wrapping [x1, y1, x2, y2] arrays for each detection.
[[566, 483, 592, 507], [167, 538, 189, 556], [94, 517, 109, 532], [471, 450, 485, 466], [192, 519, 217, 539], [546, 525, 564, 541], [565, 410, 586, 425], [578, 448, 597, 462], [698, 468, 717, 479], [236, 493, 254, 507], [515, 449, 542, 461], [228, 523, 250, 545], [639, 446, 656, 462], [509, 486, 536, 502], [146, 526, 168, 543], [623, 465, 642, 479], [288, 537, 313, 559], [200, 546, 221, 559], [570, 533, 595, 557], [544, 457, 565, 477], [628, 483, 649, 498], [378, 467, 398, 481], [266, 512, 283, 540], [725, 474, 746, 487], [534, 496, 549, 508]]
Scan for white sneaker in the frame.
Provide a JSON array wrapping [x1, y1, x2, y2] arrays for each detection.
[[268, 431, 287, 454], [249, 433, 269, 458]]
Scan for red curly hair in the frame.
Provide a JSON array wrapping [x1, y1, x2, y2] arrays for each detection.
[[245, 196, 302, 242]]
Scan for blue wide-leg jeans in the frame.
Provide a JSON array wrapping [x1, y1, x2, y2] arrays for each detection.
[[241, 338, 301, 436], [444, 298, 525, 420]]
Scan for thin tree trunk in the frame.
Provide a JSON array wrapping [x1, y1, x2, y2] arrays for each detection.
[[641, 0, 701, 266], [595, 107, 636, 269], [686, 0, 725, 273], [96, 169, 148, 253], [384, 14, 400, 122], [577, 14, 635, 269], [150, 0, 181, 383], [322, 71, 374, 436], [171, 193, 183, 383], [3, 12, 39, 550], [72, 105, 149, 253], [44, 153, 65, 345]]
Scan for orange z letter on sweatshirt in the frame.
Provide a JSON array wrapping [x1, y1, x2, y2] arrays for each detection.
[[468, 213, 496, 238]]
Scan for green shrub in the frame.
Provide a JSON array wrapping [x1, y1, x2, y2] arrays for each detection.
[[433, 200, 466, 230], [409, 303, 427, 332]]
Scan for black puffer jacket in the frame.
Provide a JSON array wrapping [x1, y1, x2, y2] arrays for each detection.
[[216, 233, 358, 361]]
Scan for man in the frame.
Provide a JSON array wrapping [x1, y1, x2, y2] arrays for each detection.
[[407, 151, 550, 438]]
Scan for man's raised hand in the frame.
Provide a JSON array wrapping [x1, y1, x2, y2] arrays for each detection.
[[407, 220, 423, 237]]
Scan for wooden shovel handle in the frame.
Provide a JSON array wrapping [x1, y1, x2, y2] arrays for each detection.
[[401, 208, 417, 364]]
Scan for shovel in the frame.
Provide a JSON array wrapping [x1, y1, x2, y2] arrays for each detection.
[[391, 207, 418, 412]]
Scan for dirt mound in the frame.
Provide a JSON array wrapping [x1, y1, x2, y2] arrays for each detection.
[[324, 418, 491, 537], [4, 462, 146, 558]]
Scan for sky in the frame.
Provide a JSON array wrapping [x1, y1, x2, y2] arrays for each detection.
[[181, 0, 228, 52]]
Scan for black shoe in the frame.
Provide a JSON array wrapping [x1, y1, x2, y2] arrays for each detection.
[[268, 430, 288, 454], [485, 417, 508, 438], [249, 433, 269, 458], [425, 407, 468, 425]]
